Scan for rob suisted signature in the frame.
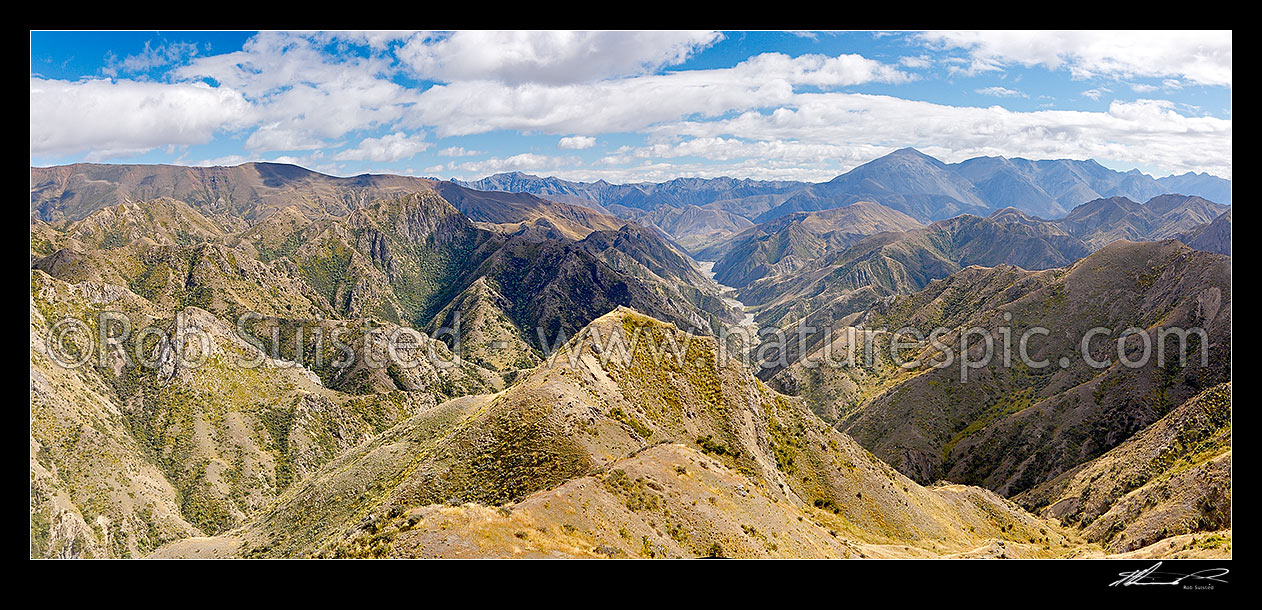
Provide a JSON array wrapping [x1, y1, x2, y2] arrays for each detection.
[[1110, 561, 1229, 587]]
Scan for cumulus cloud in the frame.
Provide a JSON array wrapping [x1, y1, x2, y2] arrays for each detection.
[[29, 30, 1231, 180], [30, 77, 254, 158], [921, 30, 1232, 87], [31, 33, 912, 163], [396, 30, 723, 84], [558, 136, 596, 149], [175, 31, 417, 152], [408, 51, 910, 137], [333, 131, 430, 162], [643, 92, 1232, 177]]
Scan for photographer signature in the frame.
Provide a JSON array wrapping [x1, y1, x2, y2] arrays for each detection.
[[1110, 562, 1230, 587]]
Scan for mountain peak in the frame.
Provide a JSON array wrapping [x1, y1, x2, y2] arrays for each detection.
[[885, 147, 937, 161]]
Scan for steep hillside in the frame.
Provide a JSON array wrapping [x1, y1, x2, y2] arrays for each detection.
[[775, 241, 1229, 500], [152, 308, 1074, 558], [1176, 208, 1232, 256], [1015, 383, 1230, 553], [425, 277, 542, 373], [606, 203, 754, 252], [32, 201, 336, 321], [433, 182, 626, 241], [739, 213, 1091, 356], [701, 202, 926, 287], [1057, 194, 1229, 249], [30, 270, 467, 557]]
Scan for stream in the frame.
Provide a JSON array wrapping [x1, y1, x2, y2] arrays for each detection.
[[698, 261, 758, 344]]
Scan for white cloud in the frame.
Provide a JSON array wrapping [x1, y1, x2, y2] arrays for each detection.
[[30, 31, 1231, 181], [437, 146, 481, 157], [175, 31, 418, 152], [452, 153, 578, 176], [407, 51, 910, 137], [103, 40, 201, 76], [921, 30, 1232, 87], [1082, 87, 1111, 101], [642, 92, 1232, 178], [490, 158, 850, 184], [976, 86, 1026, 98], [321, 31, 414, 51], [191, 154, 250, 167], [29, 77, 254, 158], [396, 30, 722, 84], [333, 131, 430, 162], [900, 55, 932, 69], [623, 137, 885, 166], [558, 136, 596, 149]]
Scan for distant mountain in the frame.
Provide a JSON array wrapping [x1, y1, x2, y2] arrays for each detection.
[[1056, 194, 1229, 249], [449, 151, 1229, 251], [699, 201, 925, 288], [42, 159, 1224, 258], [30, 163, 635, 245], [30, 162, 440, 224], [455, 172, 805, 216], [757, 150, 1228, 223], [432, 181, 627, 241], [1177, 208, 1232, 256], [603, 203, 754, 252], [763, 148, 992, 223], [1157, 172, 1232, 204], [739, 212, 1093, 359]]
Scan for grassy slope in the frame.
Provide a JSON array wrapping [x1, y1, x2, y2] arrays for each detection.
[[153, 308, 1077, 558]]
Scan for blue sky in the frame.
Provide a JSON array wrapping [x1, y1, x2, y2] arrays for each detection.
[[30, 30, 1232, 182]]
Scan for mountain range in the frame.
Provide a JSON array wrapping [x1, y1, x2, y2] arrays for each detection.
[[451, 148, 1229, 250], [762, 239, 1230, 557], [29, 161, 1231, 559]]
